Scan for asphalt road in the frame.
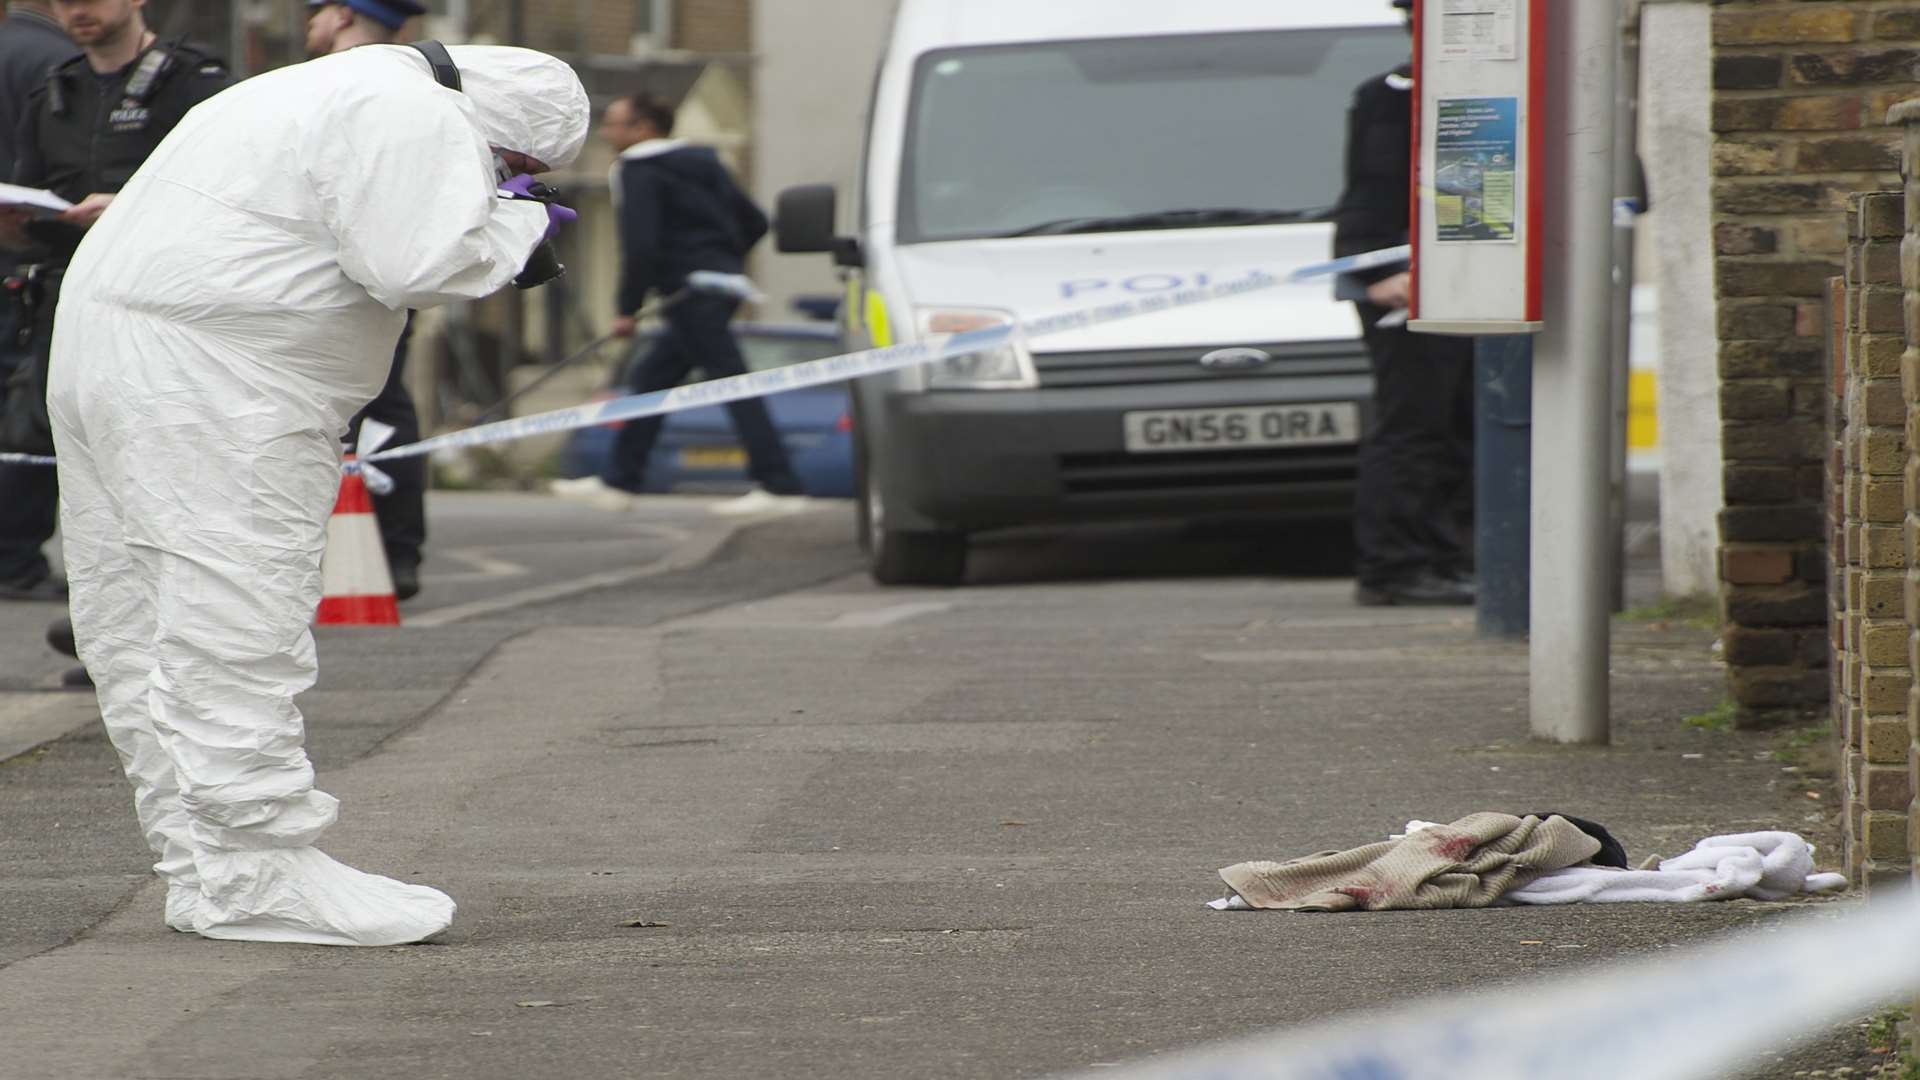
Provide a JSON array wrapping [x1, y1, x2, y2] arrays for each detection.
[[0, 487, 1879, 1080]]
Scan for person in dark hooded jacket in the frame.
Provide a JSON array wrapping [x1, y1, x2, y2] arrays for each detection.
[[557, 93, 804, 511]]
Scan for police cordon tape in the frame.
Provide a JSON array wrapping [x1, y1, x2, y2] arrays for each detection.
[[0, 245, 1411, 472], [1064, 895, 1920, 1080]]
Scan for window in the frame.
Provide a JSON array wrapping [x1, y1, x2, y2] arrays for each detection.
[[898, 27, 1410, 243], [633, 0, 674, 53]]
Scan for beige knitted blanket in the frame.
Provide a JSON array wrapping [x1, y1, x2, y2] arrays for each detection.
[[1218, 812, 1603, 912]]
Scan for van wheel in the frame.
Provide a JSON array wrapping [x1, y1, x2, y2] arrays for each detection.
[[864, 454, 966, 586]]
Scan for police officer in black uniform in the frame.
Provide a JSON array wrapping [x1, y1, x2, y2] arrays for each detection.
[[0, 0, 75, 602], [1334, 0, 1475, 607], [0, 0, 231, 603]]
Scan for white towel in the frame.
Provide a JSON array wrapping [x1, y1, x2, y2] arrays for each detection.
[[1504, 831, 1848, 905]]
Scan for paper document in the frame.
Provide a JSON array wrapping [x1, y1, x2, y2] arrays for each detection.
[[0, 183, 72, 215]]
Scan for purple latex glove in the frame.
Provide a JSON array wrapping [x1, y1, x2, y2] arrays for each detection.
[[542, 201, 578, 241], [498, 173, 578, 240], [497, 172, 540, 198]]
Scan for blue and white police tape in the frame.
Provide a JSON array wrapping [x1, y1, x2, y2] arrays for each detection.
[[343, 418, 399, 496], [1289, 243, 1409, 281], [362, 258, 1311, 465], [1062, 895, 1920, 1080], [0, 246, 1402, 471]]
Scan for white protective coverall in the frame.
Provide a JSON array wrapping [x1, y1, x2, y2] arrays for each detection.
[[46, 45, 588, 946]]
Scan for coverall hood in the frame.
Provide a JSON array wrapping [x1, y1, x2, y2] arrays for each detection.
[[442, 44, 589, 171]]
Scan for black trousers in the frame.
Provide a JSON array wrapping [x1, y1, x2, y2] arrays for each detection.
[[346, 317, 425, 571], [602, 292, 801, 495], [1353, 305, 1475, 587], [0, 287, 58, 585]]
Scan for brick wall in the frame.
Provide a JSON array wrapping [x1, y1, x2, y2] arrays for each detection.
[[1899, 98, 1920, 898], [530, 2, 636, 54], [1830, 191, 1911, 886], [674, 0, 751, 54], [1712, 2, 1920, 716], [481, 0, 752, 56]]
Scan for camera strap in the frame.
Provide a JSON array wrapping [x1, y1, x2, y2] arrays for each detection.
[[410, 41, 461, 93]]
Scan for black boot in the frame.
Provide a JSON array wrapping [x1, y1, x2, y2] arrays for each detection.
[[1355, 570, 1475, 607], [46, 616, 75, 658], [0, 572, 65, 602], [390, 562, 421, 602]]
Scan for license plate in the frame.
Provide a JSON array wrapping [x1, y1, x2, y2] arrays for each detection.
[[1122, 403, 1360, 454], [678, 446, 748, 469]]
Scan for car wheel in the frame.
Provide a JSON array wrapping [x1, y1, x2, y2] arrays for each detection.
[[864, 449, 966, 586]]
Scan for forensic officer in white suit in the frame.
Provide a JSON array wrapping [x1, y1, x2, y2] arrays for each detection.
[[47, 43, 587, 946]]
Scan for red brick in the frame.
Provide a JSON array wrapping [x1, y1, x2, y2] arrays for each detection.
[[1723, 546, 1797, 585]]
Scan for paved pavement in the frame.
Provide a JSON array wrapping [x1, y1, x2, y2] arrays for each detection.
[[0, 495, 1875, 1079]]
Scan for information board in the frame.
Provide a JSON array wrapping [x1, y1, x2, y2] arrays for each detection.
[[1408, 0, 1546, 335]]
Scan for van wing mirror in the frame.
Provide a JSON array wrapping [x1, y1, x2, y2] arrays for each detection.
[[775, 184, 839, 254]]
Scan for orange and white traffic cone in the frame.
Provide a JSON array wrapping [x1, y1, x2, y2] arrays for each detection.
[[316, 456, 401, 626]]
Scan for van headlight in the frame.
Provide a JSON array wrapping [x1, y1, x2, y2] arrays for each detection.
[[918, 308, 1037, 390]]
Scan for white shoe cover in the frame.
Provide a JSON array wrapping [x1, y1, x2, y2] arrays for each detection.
[[180, 847, 454, 946], [165, 883, 201, 933]]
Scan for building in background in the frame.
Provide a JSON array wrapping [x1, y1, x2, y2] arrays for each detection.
[[750, 0, 897, 319]]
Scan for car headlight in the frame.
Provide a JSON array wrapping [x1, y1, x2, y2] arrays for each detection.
[[917, 307, 1037, 390]]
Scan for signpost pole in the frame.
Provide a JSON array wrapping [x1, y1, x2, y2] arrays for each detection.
[[1528, 1, 1619, 744]]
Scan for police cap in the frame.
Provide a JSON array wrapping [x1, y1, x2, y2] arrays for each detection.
[[308, 0, 427, 31]]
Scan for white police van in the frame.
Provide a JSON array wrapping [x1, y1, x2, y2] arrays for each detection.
[[775, 0, 1410, 585]]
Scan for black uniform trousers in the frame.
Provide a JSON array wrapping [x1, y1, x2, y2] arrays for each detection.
[[1353, 303, 1475, 588], [0, 280, 59, 585], [347, 317, 425, 572], [601, 292, 801, 495]]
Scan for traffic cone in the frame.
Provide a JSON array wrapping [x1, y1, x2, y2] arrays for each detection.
[[316, 456, 401, 626]]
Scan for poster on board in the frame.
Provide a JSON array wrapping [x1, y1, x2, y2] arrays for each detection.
[[1433, 97, 1518, 244]]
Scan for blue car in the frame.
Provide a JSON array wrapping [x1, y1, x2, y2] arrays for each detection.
[[558, 322, 854, 497]]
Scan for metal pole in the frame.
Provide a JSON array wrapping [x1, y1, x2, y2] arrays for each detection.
[[1606, 11, 1641, 614], [1475, 335, 1532, 639], [228, 0, 247, 79], [1530, 1, 1618, 744]]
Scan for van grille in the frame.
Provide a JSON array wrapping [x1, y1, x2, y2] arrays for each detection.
[[1059, 446, 1359, 495], [1034, 339, 1369, 389]]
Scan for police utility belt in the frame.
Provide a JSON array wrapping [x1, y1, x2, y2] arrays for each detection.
[[3, 264, 62, 347]]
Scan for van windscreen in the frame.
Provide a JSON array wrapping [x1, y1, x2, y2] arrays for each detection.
[[897, 27, 1410, 243]]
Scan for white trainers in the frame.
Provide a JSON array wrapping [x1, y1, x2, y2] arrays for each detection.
[[710, 488, 812, 517], [548, 475, 634, 512]]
